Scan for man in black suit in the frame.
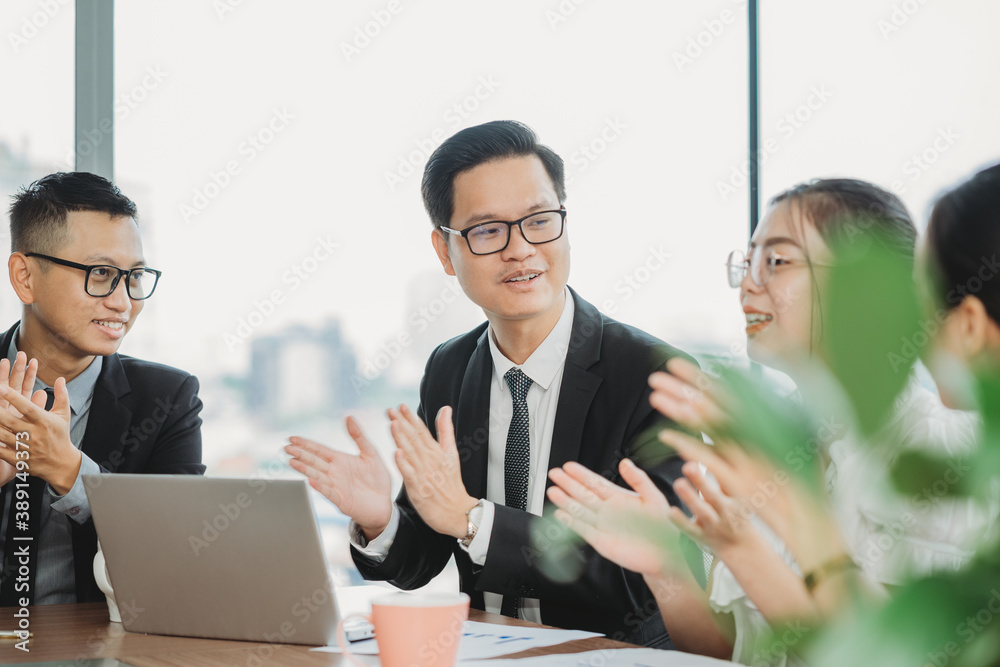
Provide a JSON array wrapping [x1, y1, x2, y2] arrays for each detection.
[[287, 121, 693, 646], [0, 172, 204, 606]]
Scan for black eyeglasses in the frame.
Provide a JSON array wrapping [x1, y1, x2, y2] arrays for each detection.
[[25, 253, 162, 300], [439, 208, 567, 255]]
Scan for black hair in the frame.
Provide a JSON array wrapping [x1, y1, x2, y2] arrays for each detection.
[[926, 162, 1000, 324], [768, 178, 918, 357], [770, 178, 917, 269], [8, 171, 138, 254], [420, 120, 566, 229]]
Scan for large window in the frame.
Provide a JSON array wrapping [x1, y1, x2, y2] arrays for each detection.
[[0, 0, 75, 322], [7, 0, 997, 586], [112, 2, 747, 582], [759, 1, 999, 228]]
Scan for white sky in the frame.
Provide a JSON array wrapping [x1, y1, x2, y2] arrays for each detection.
[[1, 0, 998, 385]]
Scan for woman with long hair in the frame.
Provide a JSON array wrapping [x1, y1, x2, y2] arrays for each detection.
[[547, 176, 995, 665]]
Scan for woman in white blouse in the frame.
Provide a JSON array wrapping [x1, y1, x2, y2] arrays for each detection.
[[547, 174, 998, 665]]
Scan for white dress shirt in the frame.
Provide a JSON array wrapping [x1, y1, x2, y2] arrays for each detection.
[[353, 289, 575, 624]]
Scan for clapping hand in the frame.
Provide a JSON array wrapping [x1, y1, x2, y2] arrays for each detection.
[[0, 352, 41, 486], [547, 458, 685, 577], [286, 416, 393, 541]]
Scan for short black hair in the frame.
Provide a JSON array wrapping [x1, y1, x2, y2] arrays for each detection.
[[8, 171, 138, 254], [927, 162, 1000, 323], [421, 120, 566, 229]]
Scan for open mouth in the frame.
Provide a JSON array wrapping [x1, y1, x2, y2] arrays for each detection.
[[504, 272, 541, 285], [744, 312, 773, 335], [94, 319, 126, 336]]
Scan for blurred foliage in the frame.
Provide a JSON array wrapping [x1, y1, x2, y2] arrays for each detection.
[[711, 364, 823, 482], [803, 220, 1000, 665], [536, 215, 1000, 665], [825, 227, 922, 438], [807, 549, 1000, 667], [970, 372, 1000, 501]]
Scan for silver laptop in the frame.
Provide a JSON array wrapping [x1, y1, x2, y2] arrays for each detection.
[[84, 474, 369, 645]]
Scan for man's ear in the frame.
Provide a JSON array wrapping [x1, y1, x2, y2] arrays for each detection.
[[431, 228, 456, 277], [8, 253, 35, 305]]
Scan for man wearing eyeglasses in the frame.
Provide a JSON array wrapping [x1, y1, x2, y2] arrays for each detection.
[[287, 121, 699, 646], [0, 171, 204, 606]]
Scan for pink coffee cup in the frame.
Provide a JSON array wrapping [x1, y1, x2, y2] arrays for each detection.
[[337, 592, 470, 667]]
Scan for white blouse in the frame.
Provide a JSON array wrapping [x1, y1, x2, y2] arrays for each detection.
[[825, 376, 996, 585], [706, 374, 995, 666], [708, 517, 807, 667]]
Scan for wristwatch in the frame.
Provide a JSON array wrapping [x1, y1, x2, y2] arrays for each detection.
[[458, 499, 485, 549]]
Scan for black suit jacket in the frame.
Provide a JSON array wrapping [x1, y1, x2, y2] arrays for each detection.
[[0, 322, 205, 603], [353, 288, 694, 646]]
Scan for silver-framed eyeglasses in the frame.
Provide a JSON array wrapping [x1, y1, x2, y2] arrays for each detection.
[[25, 252, 162, 300], [439, 208, 566, 256], [726, 246, 831, 288]]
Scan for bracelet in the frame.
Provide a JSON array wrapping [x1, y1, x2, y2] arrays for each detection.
[[803, 554, 857, 593]]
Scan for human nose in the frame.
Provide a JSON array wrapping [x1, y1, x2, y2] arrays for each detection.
[[739, 260, 765, 300], [102, 274, 132, 312], [499, 223, 536, 261]]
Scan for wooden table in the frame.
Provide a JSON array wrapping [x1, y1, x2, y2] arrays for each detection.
[[0, 603, 637, 665]]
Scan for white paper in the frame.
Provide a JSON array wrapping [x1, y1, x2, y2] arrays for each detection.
[[460, 648, 736, 666], [312, 619, 602, 660], [457, 620, 602, 659]]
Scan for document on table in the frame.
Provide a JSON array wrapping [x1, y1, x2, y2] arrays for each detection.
[[457, 620, 602, 659], [463, 648, 736, 665], [312, 619, 602, 660]]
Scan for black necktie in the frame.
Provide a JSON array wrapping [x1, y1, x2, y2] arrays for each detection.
[[0, 387, 56, 606], [500, 368, 532, 618]]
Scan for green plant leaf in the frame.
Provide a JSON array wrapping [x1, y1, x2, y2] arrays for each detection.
[[825, 227, 922, 437]]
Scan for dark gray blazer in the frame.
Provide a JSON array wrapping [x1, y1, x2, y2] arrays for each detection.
[[0, 322, 205, 603]]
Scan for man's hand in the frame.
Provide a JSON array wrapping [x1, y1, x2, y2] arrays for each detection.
[[0, 353, 41, 487], [0, 376, 78, 495], [285, 416, 393, 541], [546, 459, 683, 578], [389, 404, 476, 539]]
